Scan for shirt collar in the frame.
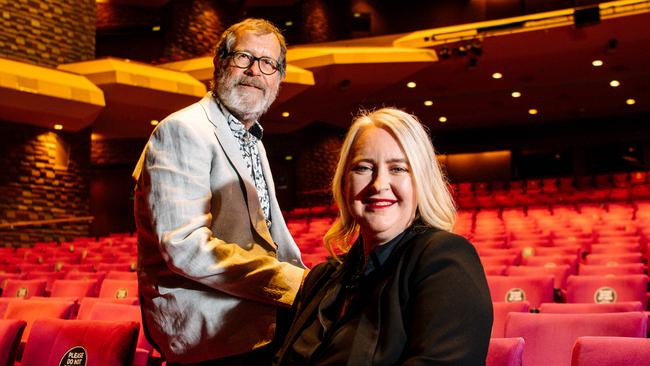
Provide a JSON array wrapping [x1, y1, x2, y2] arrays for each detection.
[[214, 95, 264, 140]]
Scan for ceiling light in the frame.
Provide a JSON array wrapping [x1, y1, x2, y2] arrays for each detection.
[[610, 80, 620, 87], [528, 109, 538, 115], [284, 155, 293, 161], [150, 120, 159, 126], [281, 112, 290, 117], [438, 116, 447, 123], [511, 91, 521, 98], [592, 59, 603, 67], [626, 98, 636, 105], [492, 72, 503, 79], [152, 25, 161, 32], [284, 21, 293, 27], [406, 81, 417, 88], [53, 124, 63, 130], [424, 100, 433, 106]]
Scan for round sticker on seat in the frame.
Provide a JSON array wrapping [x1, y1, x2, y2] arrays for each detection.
[[594, 286, 617, 303], [505, 288, 526, 302], [59, 346, 87, 366], [16, 287, 28, 298], [115, 288, 128, 299]]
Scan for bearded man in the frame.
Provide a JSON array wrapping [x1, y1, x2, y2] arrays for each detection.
[[133, 18, 305, 366]]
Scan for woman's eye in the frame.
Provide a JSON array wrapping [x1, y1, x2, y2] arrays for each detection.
[[391, 166, 409, 173], [351, 165, 372, 173]]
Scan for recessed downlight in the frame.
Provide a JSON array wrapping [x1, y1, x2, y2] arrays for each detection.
[[406, 81, 417, 88], [511, 91, 521, 98], [626, 98, 636, 105], [592, 59, 603, 67], [438, 116, 447, 123], [492, 72, 503, 79], [424, 100, 433, 106], [281, 112, 290, 117], [610, 80, 620, 87], [528, 109, 538, 115]]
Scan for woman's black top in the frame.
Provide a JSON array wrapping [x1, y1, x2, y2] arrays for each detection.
[[274, 223, 493, 366]]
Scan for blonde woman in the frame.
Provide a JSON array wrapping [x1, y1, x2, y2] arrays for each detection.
[[274, 108, 492, 365]]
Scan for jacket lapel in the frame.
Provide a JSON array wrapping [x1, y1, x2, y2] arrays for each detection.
[[198, 94, 275, 248]]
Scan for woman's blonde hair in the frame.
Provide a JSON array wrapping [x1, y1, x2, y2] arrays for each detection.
[[323, 107, 457, 257]]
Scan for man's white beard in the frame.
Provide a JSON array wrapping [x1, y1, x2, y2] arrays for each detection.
[[216, 68, 279, 124]]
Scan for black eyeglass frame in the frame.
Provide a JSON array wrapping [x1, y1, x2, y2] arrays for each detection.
[[227, 51, 281, 75]]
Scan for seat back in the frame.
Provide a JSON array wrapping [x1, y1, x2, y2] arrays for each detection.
[[0, 319, 26, 366], [578, 263, 645, 275], [1, 280, 46, 299], [504, 312, 647, 366], [492, 302, 530, 338], [85, 302, 152, 352], [584, 253, 643, 265], [571, 336, 650, 366], [3, 299, 76, 344], [486, 337, 525, 366], [98, 279, 138, 299], [20, 318, 139, 366], [566, 275, 648, 309], [507, 265, 571, 289], [539, 301, 643, 313], [50, 279, 98, 298], [76, 297, 139, 320], [487, 276, 554, 309]]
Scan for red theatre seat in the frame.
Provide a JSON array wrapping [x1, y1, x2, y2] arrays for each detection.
[[50, 279, 98, 298], [566, 275, 648, 309], [571, 336, 650, 366], [539, 301, 644, 313], [1, 280, 46, 299], [3, 299, 76, 345], [486, 337, 525, 366], [98, 279, 138, 299], [20, 318, 139, 366], [578, 263, 646, 276], [492, 301, 530, 338], [0, 319, 26, 366], [507, 264, 571, 290], [504, 312, 647, 366], [487, 276, 554, 309]]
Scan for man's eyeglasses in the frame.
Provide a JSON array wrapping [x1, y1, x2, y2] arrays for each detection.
[[228, 51, 280, 75]]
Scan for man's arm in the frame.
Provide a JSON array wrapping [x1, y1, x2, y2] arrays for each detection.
[[138, 116, 304, 307]]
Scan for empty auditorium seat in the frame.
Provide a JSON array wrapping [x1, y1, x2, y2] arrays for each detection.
[[584, 253, 643, 265], [0, 319, 26, 366], [578, 263, 645, 275], [84, 302, 154, 365], [571, 336, 650, 366], [106, 270, 138, 280], [1, 280, 46, 299], [486, 337, 525, 366], [486, 276, 554, 309], [98, 279, 138, 299], [76, 297, 140, 320], [3, 299, 76, 344], [566, 275, 648, 309], [539, 301, 644, 313], [492, 301, 530, 338], [504, 312, 647, 366], [507, 264, 571, 290], [50, 279, 98, 298], [20, 318, 139, 366]]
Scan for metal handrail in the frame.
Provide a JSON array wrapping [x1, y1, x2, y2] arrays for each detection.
[[0, 216, 94, 230]]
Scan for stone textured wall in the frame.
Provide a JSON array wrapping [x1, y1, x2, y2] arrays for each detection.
[[0, 0, 95, 67], [91, 138, 146, 166], [163, 0, 238, 60], [0, 121, 91, 247]]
